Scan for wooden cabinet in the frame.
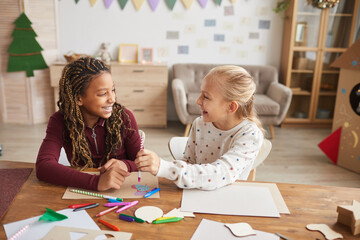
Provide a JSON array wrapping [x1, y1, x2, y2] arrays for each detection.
[[280, 0, 359, 126], [49, 62, 168, 128]]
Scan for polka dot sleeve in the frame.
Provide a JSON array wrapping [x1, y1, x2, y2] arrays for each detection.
[[156, 122, 264, 190]]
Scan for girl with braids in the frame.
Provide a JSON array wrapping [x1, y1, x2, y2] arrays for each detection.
[[36, 57, 141, 191], [135, 66, 264, 190]]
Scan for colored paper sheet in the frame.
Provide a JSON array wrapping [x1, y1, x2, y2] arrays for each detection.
[[178, 46, 189, 54], [197, 0, 207, 8], [165, 0, 177, 10], [166, 31, 179, 39], [118, 0, 129, 9], [224, 6, 234, 15], [191, 219, 279, 240], [75, 0, 80, 3], [181, 185, 280, 217], [259, 20, 271, 29], [89, 0, 97, 6], [104, 0, 114, 8], [148, 0, 160, 11], [63, 172, 159, 199], [181, 0, 194, 9], [214, 34, 225, 42], [249, 32, 259, 39], [4, 209, 105, 240], [229, 0, 236, 3], [318, 127, 342, 164], [204, 19, 216, 27], [132, 0, 144, 10]]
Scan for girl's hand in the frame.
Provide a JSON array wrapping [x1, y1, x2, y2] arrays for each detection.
[[98, 158, 128, 173], [97, 159, 130, 191], [135, 149, 160, 176]]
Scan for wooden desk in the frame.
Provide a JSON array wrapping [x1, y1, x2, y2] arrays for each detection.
[[1, 161, 359, 240]]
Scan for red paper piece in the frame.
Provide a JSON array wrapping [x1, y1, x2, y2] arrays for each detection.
[[318, 127, 342, 164]]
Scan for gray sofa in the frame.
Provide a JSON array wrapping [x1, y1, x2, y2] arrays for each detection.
[[171, 64, 292, 139]]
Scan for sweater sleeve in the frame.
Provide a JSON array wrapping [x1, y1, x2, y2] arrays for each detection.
[[156, 124, 263, 190], [121, 108, 140, 172], [36, 113, 100, 191]]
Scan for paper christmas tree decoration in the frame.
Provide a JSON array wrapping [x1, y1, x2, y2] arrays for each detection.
[[7, 12, 48, 77]]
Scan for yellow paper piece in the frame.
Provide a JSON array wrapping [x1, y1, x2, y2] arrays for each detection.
[[132, 0, 144, 10], [229, 0, 236, 3], [181, 0, 194, 9], [89, 0, 97, 6]]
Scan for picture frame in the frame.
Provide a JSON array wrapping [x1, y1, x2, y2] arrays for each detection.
[[140, 48, 153, 64], [295, 22, 307, 44], [118, 44, 138, 63]]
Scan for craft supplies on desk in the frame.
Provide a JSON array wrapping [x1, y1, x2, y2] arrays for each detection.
[[73, 203, 99, 212], [116, 201, 138, 213], [4, 209, 104, 240], [63, 172, 159, 199], [70, 189, 123, 201], [98, 218, 120, 231], [138, 130, 145, 182], [95, 206, 119, 217], [144, 187, 160, 198]]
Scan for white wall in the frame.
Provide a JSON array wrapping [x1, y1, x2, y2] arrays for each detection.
[[58, 0, 284, 120]]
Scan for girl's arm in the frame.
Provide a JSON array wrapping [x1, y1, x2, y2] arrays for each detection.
[[36, 112, 100, 191], [156, 125, 263, 190]]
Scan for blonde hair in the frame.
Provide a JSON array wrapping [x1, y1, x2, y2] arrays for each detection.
[[205, 65, 264, 134]]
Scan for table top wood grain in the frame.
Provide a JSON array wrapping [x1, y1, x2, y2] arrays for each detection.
[[1, 161, 359, 240]]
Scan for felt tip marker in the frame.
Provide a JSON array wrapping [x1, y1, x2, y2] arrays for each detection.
[[69, 203, 97, 209], [120, 214, 145, 223], [119, 214, 135, 222], [73, 203, 99, 211], [152, 217, 183, 224], [98, 218, 120, 231], [70, 189, 123, 202], [104, 202, 132, 207], [95, 206, 119, 217], [138, 130, 145, 182], [115, 201, 139, 213], [144, 187, 160, 198]]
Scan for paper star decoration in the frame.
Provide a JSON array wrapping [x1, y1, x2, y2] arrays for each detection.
[[337, 200, 360, 235]]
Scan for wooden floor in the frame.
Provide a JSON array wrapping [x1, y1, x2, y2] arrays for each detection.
[[0, 121, 359, 188]]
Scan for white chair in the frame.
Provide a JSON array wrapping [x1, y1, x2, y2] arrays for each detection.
[[168, 137, 272, 181]]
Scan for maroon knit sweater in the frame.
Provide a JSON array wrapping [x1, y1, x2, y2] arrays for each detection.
[[36, 108, 140, 191]]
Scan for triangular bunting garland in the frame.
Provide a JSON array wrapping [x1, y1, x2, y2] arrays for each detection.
[[118, 0, 129, 9], [165, 0, 177, 10], [214, 0, 221, 5], [75, 0, 80, 3], [132, 0, 145, 10], [104, 0, 114, 8], [89, 0, 97, 6], [148, 0, 160, 11], [181, 0, 193, 9], [7, 12, 48, 77], [229, 0, 236, 3], [197, 0, 207, 8]]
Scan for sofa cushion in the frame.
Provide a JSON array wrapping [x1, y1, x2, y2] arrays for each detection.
[[187, 92, 280, 116], [187, 92, 201, 115], [254, 94, 280, 116]]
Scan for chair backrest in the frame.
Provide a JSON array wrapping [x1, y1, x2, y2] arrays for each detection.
[[168, 137, 272, 171], [168, 137, 188, 160]]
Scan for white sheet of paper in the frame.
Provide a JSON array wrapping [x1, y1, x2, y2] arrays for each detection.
[[233, 182, 290, 214], [4, 209, 104, 240], [181, 185, 280, 217], [191, 219, 279, 240]]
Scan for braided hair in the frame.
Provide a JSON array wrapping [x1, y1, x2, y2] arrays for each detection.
[[57, 57, 130, 170]]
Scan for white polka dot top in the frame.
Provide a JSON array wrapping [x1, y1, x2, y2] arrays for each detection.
[[156, 116, 264, 190]]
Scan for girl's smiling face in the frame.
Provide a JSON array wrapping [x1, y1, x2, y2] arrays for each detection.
[[196, 76, 232, 130], [77, 72, 115, 127]]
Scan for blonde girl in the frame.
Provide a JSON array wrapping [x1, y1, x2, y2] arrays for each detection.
[[135, 65, 264, 190]]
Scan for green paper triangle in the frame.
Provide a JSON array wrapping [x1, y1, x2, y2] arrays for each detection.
[[118, 0, 129, 9], [12, 29, 37, 38], [75, 0, 80, 4], [214, 0, 221, 5], [39, 208, 68, 222], [14, 12, 32, 28], [165, 0, 176, 10]]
